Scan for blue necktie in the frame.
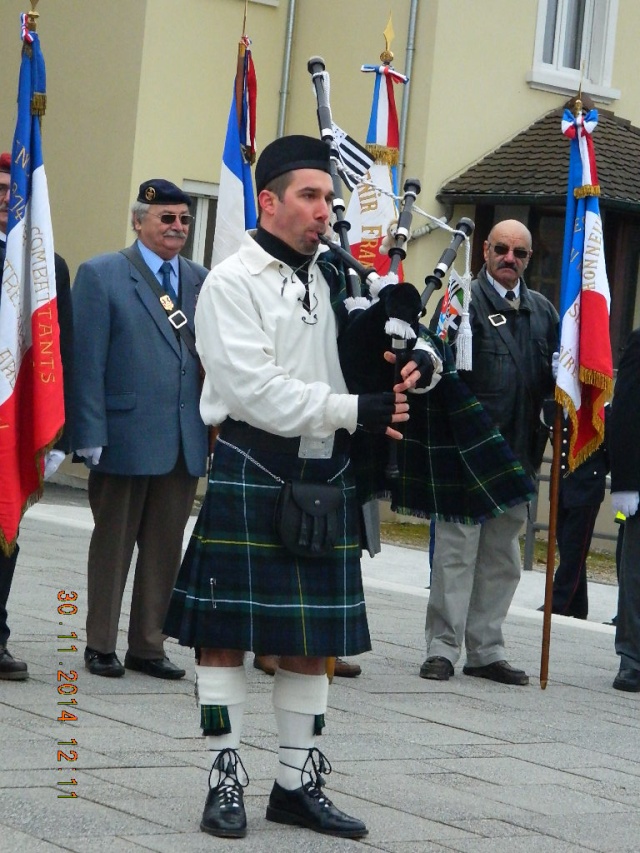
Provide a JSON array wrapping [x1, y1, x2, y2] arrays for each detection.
[[160, 261, 177, 302], [505, 290, 516, 301]]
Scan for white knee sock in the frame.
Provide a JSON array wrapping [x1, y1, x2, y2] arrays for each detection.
[[272, 668, 329, 791], [196, 664, 247, 786]]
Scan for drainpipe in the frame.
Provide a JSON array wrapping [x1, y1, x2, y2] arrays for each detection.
[[276, 0, 296, 138], [399, 0, 452, 237], [398, 0, 419, 190]]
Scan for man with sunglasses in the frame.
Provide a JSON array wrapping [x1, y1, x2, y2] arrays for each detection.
[[421, 219, 558, 686], [71, 179, 208, 680]]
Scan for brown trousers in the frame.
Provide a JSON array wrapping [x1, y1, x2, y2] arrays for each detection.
[[86, 456, 197, 657]]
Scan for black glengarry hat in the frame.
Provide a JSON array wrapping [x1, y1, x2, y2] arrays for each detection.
[[137, 179, 192, 206], [255, 135, 331, 194]]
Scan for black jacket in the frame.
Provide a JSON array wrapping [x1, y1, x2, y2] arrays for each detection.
[[610, 327, 640, 493], [453, 267, 559, 477]]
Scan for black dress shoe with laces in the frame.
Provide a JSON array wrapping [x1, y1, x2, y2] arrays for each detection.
[[419, 656, 454, 680], [0, 646, 28, 680], [84, 647, 124, 678], [463, 660, 529, 686], [266, 748, 367, 838], [201, 748, 249, 838], [124, 652, 185, 680]]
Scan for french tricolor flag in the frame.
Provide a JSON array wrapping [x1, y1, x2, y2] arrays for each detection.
[[555, 108, 613, 469], [0, 17, 64, 555], [211, 37, 257, 266]]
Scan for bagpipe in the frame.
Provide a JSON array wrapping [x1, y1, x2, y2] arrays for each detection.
[[306, 57, 536, 522], [307, 56, 472, 400]]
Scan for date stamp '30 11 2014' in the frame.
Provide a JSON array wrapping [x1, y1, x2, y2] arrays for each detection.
[[57, 590, 79, 799]]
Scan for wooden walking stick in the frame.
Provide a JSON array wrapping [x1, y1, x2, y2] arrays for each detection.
[[540, 402, 563, 689]]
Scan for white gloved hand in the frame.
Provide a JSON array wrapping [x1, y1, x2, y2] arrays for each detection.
[[551, 351, 560, 380], [611, 491, 640, 519], [76, 447, 103, 466], [44, 449, 66, 481]]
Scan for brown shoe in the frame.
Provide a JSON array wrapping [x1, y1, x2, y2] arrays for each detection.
[[253, 654, 279, 676], [333, 657, 361, 678]]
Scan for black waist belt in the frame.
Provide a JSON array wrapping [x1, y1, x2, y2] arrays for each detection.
[[219, 419, 351, 457]]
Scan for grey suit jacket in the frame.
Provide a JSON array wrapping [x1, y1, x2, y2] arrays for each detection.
[[71, 243, 208, 476]]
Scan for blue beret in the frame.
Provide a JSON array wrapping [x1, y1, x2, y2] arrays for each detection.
[[137, 179, 192, 206], [255, 135, 331, 194]]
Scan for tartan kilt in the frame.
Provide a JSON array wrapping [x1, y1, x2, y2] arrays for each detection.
[[164, 438, 371, 657]]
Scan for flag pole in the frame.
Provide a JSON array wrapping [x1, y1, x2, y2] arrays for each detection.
[[540, 402, 562, 689], [540, 93, 585, 689]]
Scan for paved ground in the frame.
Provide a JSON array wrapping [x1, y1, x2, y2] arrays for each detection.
[[1, 486, 638, 853]]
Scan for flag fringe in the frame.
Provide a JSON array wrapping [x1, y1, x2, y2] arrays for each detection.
[[574, 184, 600, 198], [31, 92, 46, 115], [366, 143, 398, 166]]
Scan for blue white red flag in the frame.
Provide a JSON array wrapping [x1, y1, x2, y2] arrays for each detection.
[[346, 62, 408, 277], [211, 35, 257, 266], [0, 15, 63, 555], [555, 107, 613, 470]]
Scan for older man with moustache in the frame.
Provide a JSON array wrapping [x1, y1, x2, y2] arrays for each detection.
[[72, 179, 208, 680], [420, 220, 559, 686]]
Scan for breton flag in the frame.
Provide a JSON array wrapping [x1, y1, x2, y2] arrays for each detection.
[[331, 123, 374, 191], [211, 34, 257, 266], [555, 105, 613, 470], [345, 46, 408, 276], [0, 14, 63, 556]]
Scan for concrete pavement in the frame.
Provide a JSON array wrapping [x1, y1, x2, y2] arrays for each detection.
[[1, 486, 638, 853]]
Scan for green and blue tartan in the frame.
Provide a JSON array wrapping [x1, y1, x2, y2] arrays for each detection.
[[164, 440, 371, 656], [351, 333, 536, 524], [322, 249, 535, 524]]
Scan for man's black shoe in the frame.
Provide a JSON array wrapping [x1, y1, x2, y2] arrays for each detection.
[[201, 749, 248, 838], [613, 667, 640, 692], [419, 656, 454, 681], [463, 660, 529, 686], [266, 781, 368, 838], [124, 652, 185, 680], [84, 647, 125, 678], [0, 646, 28, 681]]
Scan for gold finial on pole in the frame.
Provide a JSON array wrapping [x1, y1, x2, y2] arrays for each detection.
[[573, 61, 585, 117], [381, 13, 394, 64], [26, 0, 40, 32]]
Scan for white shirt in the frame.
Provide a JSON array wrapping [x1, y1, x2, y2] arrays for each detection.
[[196, 232, 358, 438], [486, 271, 520, 300]]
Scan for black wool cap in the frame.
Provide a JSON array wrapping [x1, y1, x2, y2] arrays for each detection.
[[137, 179, 192, 206], [255, 135, 331, 194]]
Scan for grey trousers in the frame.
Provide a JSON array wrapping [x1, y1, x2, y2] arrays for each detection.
[[86, 457, 198, 658], [615, 513, 640, 672], [425, 503, 528, 668]]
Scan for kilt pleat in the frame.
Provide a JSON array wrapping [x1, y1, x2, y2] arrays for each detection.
[[164, 439, 371, 656]]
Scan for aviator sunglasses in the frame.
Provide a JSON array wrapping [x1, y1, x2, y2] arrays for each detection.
[[489, 242, 530, 260], [151, 212, 194, 225]]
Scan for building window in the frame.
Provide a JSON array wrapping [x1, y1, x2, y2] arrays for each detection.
[[182, 181, 218, 269], [527, 0, 620, 102]]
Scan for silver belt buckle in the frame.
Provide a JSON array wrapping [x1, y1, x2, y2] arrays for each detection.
[[298, 434, 335, 459], [488, 313, 507, 327]]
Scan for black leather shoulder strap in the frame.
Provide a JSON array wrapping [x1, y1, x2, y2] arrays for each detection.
[[120, 245, 198, 358]]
